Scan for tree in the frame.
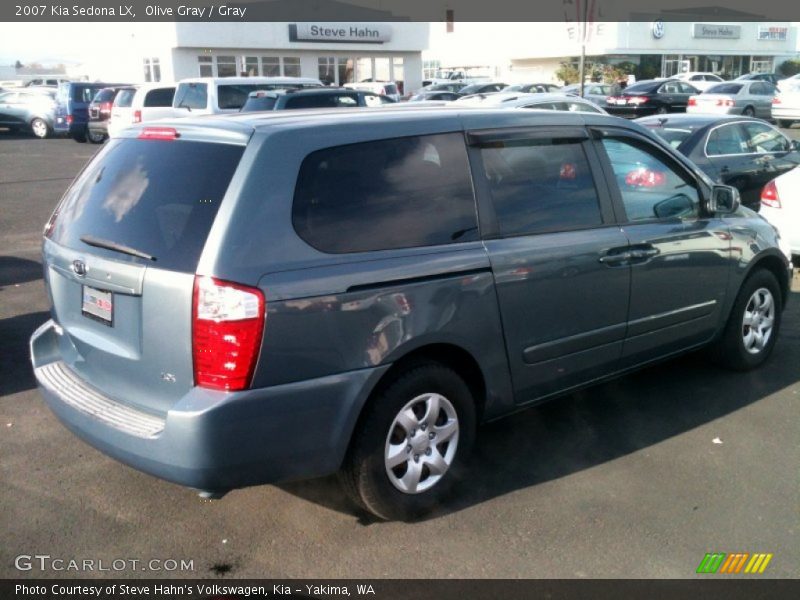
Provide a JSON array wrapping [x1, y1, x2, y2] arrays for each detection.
[[778, 59, 800, 77], [15, 60, 23, 69]]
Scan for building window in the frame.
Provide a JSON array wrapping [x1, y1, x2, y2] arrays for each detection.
[[216, 55, 237, 77], [318, 57, 335, 85], [423, 60, 441, 80], [198, 55, 213, 77], [262, 57, 280, 77], [393, 57, 404, 91], [751, 57, 774, 74], [143, 58, 161, 82], [283, 57, 301, 77], [244, 56, 259, 76], [338, 57, 355, 84]]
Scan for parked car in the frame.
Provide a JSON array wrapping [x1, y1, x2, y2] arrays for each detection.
[[561, 82, 615, 107], [455, 91, 607, 114], [777, 73, 800, 92], [105, 83, 177, 139], [24, 77, 72, 88], [735, 73, 780, 85], [674, 72, 726, 91], [686, 81, 777, 119], [342, 81, 401, 102], [606, 79, 700, 117], [408, 91, 462, 102], [759, 167, 800, 259], [55, 81, 130, 142], [416, 82, 467, 94], [505, 83, 562, 94], [240, 87, 394, 112], [457, 82, 508, 96], [86, 87, 128, 143], [0, 88, 56, 138], [421, 66, 493, 87], [173, 76, 323, 116], [771, 83, 800, 128], [635, 114, 800, 210], [32, 108, 790, 521]]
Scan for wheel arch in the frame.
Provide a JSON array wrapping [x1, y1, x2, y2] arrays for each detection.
[[743, 250, 791, 309]]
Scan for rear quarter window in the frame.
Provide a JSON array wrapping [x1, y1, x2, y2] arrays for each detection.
[[143, 87, 176, 107], [113, 89, 136, 108], [49, 139, 244, 273], [174, 83, 208, 110], [292, 133, 478, 253]]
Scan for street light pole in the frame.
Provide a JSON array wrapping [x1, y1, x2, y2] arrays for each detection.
[[579, 0, 590, 96]]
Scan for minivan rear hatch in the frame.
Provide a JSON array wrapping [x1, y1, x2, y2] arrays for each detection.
[[43, 127, 248, 414]]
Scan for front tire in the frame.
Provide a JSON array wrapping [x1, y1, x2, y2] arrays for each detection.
[[340, 362, 477, 521], [710, 269, 782, 371]]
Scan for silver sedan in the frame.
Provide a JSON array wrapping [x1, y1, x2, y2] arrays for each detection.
[[686, 80, 777, 119]]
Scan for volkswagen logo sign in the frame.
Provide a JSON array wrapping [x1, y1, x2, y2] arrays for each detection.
[[651, 20, 665, 39], [72, 260, 87, 277]]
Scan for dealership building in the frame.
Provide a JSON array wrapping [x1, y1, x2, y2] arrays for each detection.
[[425, 20, 799, 84], [103, 21, 428, 94]]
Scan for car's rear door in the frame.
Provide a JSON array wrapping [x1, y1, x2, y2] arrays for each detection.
[[42, 128, 248, 415], [591, 126, 731, 366], [740, 120, 800, 183], [469, 126, 631, 403], [704, 121, 764, 209]]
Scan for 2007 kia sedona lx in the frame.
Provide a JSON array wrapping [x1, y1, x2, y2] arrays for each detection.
[[31, 108, 792, 520]]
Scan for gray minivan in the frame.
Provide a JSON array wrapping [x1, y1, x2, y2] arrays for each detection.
[[31, 108, 792, 520]]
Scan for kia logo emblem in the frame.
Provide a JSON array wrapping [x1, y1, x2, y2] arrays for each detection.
[[72, 260, 86, 277]]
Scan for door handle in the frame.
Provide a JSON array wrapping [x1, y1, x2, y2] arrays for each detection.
[[599, 251, 631, 265], [629, 247, 660, 260]]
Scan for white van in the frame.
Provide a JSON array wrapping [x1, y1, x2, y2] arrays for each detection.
[[172, 76, 323, 115], [107, 83, 177, 138]]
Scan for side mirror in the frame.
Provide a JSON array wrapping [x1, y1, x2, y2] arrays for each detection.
[[707, 185, 741, 214]]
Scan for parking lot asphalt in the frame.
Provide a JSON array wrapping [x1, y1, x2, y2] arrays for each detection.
[[0, 128, 798, 580]]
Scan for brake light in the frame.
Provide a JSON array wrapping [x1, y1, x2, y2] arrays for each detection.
[[66, 115, 73, 124], [772, 97, 781, 105], [688, 97, 697, 106], [137, 126, 179, 140], [193, 276, 265, 391], [625, 168, 666, 187], [133, 109, 142, 123], [760, 180, 781, 209]]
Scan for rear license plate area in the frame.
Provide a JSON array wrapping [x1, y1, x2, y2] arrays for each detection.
[[82, 285, 113, 326]]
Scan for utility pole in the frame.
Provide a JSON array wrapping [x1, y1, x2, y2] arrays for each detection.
[[579, 0, 589, 96]]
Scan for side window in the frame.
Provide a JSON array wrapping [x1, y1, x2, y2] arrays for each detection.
[[567, 101, 602, 113], [706, 124, 750, 156], [173, 83, 207, 110], [742, 122, 791, 153], [334, 95, 358, 106], [750, 82, 765, 95], [363, 94, 382, 107], [601, 137, 700, 222], [143, 88, 176, 107], [479, 137, 603, 236], [292, 133, 478, 253], [678, 82, 697, 94], [523, 102, 561, 110]]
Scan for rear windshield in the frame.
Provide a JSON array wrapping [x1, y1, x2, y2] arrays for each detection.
[[143, 87, 176, 107], [113, 89, 136, 107], [643, 125, 698, 148], [705, 83, 743, 94], [383, 84, 398, 95], [623, 81, 660, 93], [49, 139, 244, 273], [93, 89, 117, 103], [174, 83, 208, 110], [217, 84, 305, 109], [240, 96, 278, 112], [72, 85, 104, 103]]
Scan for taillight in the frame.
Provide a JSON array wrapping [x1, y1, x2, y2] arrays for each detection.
[[193, 276, 265, 391], [772, 97, 781, 105], [688, 97, 697, 106], [66, 115, 73, 124], [133, 109, 142, 123], [137, 126, 179, 140], [761, 180, 781, 209], [627, 96, 648, 104]]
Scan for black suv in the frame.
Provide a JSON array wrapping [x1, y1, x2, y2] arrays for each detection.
[[240, 87, 395, 112]]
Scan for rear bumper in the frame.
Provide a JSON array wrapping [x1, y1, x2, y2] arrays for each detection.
[[771, 106, 800, 121], [53, 117, 84, 135], [31, 319, 387, 492], [605, 105, 661, 118]]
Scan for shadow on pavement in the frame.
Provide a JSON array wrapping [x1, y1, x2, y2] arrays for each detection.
[[0, 255, 43, 288], [281, 287, 800, 522], [0, 310, 50, 396]]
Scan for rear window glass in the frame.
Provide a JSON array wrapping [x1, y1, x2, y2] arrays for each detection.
[[144, 87, 176, 107], [645, 126, 694, 149], [292, 133, 478, 253], [49, 139, 244, 273], [706, 83, 743, 94], [113, 89, 136, 108], [174, 83, 208, 110], [94, 89, 117, 103], [72, 85, 103, 103], [284, 94, 358, 109], [241, 96, 278, 111], [624, 81, 659, 93], [217, 84, 302, 110]]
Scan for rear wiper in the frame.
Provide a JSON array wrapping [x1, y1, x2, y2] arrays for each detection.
[[80, 235, 156, 261]]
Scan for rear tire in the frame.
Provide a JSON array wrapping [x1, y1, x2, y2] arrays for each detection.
[[87, 128, 106, 144], [776, 119, 793, 129], [709, 269, 782, 371], [655, 106, 669, 115], [339, 362, 477, 521], [742, 106, 755, 117], [71, 127, 87, 143], [30, 118, 50, 139]]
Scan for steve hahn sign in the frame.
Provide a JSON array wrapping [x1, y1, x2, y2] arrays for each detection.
[[289, 23, 392, 43]]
